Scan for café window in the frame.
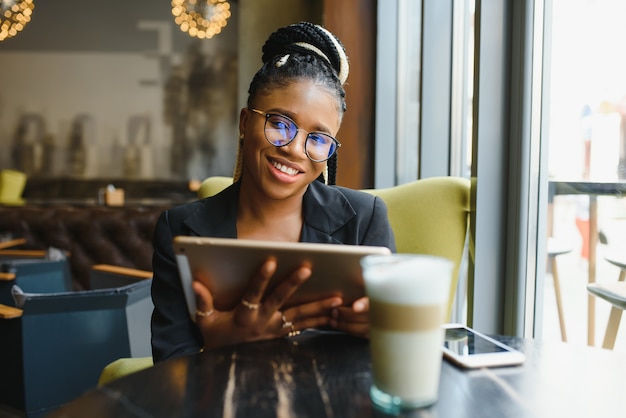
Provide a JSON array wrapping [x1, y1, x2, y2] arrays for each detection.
[[539, 0, 626, 351]]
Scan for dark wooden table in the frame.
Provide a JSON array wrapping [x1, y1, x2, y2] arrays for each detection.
[[50, 330, 625, 418]]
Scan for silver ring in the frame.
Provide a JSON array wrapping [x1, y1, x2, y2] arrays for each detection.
[[281, 314, 293, 329], [241, 299, 260, 310], [195, 309, 214, 318]]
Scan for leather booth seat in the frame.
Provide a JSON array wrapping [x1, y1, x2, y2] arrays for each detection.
[[0, 205, 168, 290]]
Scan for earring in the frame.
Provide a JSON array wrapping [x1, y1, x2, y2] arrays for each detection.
[[239, 133, 244, 145]]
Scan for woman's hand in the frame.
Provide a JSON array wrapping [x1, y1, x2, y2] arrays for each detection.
[[330, 296, 370, 339], [192, 258, 342, 350]]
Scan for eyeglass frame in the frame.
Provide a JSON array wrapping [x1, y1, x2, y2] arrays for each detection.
[[249, 108, 341, 163]]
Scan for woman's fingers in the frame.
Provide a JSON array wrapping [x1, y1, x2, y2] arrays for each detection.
[[330, 304, 370, 338], [278, 297, 343, 336], [331, 310, 370, 338], [259, 265, 312, 315], [236, 258, 277, 322], [351, 296, 369, 313], [282, 315, 332, 336], [198, 260, 366, 346], [241, 257, 277, 303], [192, 279, 215, 322], [332, 320, 369, 338], [332, 306, 369, 323], [285, 297, 342, 321]]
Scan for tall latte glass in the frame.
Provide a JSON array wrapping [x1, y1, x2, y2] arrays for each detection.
[[361, 254, 453, 412]]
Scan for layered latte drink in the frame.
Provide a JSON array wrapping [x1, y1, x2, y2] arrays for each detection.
[[361, 254, 453, 411]]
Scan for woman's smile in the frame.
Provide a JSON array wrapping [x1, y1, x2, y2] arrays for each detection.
[[270, 158, 301, 176]]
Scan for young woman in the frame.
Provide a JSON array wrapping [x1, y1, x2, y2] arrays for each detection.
[[151, 22, 396, 361]]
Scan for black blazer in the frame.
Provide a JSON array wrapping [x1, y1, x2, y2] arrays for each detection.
[[151, 180, 396, 361]]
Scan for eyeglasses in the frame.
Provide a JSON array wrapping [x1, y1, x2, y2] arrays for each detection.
[[250, 109, 341, 162]]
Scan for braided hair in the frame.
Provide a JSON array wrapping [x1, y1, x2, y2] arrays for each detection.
[[233, 22, 349, 186]]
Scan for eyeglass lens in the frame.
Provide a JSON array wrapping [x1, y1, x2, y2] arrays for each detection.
[[265, 114, 337, 162]]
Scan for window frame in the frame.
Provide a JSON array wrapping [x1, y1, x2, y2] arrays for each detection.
[[375, 0, 547, 336]]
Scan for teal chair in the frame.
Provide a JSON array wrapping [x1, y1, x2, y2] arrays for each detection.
[[0, 264, 152, 414], [98, 176, 471, 385]]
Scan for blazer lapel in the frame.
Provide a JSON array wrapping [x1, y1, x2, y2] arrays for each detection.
[[301, 181, 356, 244], [183, 182, 239, 238]]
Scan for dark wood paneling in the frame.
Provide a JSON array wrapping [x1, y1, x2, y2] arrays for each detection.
[[324, 0, 377, 188]]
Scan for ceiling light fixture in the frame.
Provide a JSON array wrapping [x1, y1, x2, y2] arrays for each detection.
[[171, 0, 231, 40], [0, 0, 35, 42]]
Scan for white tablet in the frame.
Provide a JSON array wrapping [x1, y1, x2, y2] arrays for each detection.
[[173, 236, 392, 319]]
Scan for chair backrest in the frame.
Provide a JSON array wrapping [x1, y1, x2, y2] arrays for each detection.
[[364, 177, 471, 319], [0, 279, 153, 414], [0, 258, 73, 306], [0, 169, 27, 205], [197, 176, 235, 199]]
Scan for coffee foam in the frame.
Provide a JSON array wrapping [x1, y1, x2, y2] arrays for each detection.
[[362, 254, 453, 305]]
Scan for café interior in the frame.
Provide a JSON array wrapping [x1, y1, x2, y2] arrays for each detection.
[[1, 0, 626, 417]]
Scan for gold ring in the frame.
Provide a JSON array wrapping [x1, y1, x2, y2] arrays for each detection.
[[241, 299, 260, 310], [281, 314, 293, 329], [195, 309, 214, 318], [288, 325, 300, 337]]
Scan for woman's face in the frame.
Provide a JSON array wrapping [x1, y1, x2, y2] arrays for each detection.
[[239, 79, 341, 200]]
